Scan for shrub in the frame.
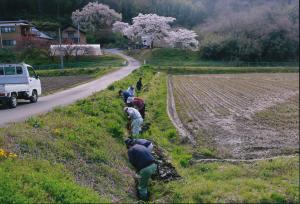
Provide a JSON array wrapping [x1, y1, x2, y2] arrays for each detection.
[[20, 48, 50, 65], [0, 48, 16, 63]]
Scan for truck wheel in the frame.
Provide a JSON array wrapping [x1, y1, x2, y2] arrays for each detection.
[[30, 90, 38, 103], [8, 93, 18, 108]]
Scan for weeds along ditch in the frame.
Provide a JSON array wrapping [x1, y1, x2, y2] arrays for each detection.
[[0, 66, 299, 203]]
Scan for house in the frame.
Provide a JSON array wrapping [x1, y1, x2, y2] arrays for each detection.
[[62, 25, 87, 44], [142, 36, 152, 48], [0, 20, 53, 50]]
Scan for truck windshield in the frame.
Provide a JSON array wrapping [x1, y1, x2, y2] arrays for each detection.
[[28, 66, 37, 78]]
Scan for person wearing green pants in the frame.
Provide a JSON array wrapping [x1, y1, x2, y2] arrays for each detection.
[[126, 140, 157, 201], [137, 163, 157, 199]]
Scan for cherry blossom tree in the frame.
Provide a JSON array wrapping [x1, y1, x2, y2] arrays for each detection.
[[113, 13, 199, 50], [113, 13, 176, 48], [112, 21, 130, 34], [166, 28, 199, 50], [72, 2, 122, 32]]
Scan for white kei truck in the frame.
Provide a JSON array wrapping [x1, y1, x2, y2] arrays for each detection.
[[0, 63, 42, 108]]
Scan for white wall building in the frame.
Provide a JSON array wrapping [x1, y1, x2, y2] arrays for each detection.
[[50, 44, 102, 56]]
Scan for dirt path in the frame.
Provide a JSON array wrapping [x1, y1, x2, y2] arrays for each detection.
[[0, 49, 141, 127]]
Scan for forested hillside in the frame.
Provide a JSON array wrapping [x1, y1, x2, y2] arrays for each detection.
[[0, 0, 299, 61], [1, 0, 298, 27], [0, 0, 205, 27]]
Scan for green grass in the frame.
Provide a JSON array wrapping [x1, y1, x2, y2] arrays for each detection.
[[0, 159, 105, 203], [155, 66, 299, 74], [0, 65, 299, 203], [127, 48, 199, 66], [33, 54, 124, 77], [36, 67, 119, 77], [127, 48, 299, 68], [163, 157, 299, 203], [32, 55, 125, 70]]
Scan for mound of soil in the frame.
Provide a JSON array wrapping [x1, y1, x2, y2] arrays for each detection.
[[152, 146, 181, 182]]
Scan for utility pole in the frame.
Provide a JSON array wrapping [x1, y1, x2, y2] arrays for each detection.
[[0, 26, 3, 49], [58, 27, 64, 70], [77, 23, 80, 44]]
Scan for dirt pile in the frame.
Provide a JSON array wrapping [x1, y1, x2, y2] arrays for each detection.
[[152, 145, 181, 182]]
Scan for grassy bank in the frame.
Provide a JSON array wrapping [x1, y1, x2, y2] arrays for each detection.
[[127, 48, 299, 68], [0, 66, 298, 203], [155, 66, 299, 75], [0, 48, 125, 69], [29, 54, 125, 69]]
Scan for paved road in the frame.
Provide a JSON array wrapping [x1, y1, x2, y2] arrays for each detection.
[[0, 49, 141, 127]]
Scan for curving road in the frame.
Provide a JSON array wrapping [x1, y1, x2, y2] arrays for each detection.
[[0, 49, 141, 127]]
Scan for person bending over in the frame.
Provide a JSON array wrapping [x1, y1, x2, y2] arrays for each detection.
[[126, 142, 157, 201], [127, 86, 135, 97], [126, 97, 146, 119], [125, 138, 154, 152], [119, 89, 132, 103], [124, 107, 143, 138]]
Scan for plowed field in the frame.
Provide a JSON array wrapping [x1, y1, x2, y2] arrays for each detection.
[[170, 73, 299, 159]]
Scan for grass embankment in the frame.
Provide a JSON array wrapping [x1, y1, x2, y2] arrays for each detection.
[[0, 66, 299, 203], [156, 66, 299, 75], [31, 55, 125, 68], [127, 48, 299, 69], [34, 54, 125, 77]]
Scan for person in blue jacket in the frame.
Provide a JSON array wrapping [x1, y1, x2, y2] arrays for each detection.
[[119, 89, 133, 103], [126, 142, 157, 201], [125, 138, 154, 152]]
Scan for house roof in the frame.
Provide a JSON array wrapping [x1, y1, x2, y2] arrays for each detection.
[[0, 20, 29, 25], [62, 25, 86, 34], [0, 23, 29, 27], [31, 27, 53, 40]]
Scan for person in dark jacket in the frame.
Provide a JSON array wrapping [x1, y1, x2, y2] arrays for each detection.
[[127, 86, 135, 97], [136, 78, 143, 92], [126, 142, 157, 201], [125, 138, 154, 152]]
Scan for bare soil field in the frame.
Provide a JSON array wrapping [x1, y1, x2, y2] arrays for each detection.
[[170, 73, 299, 159], [41, 76, 94, 95]]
